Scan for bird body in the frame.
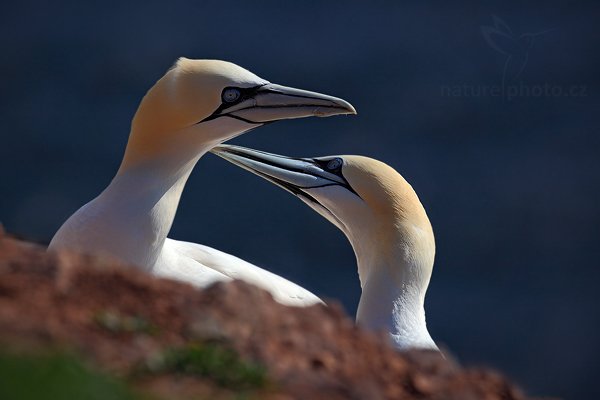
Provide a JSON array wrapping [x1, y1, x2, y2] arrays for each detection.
[[212, 145, 438, 350], [49, 58, 355, 307]]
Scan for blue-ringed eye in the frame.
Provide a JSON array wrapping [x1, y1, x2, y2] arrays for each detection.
[[326, 158, 343, 171], [222, 88, 241, 103]]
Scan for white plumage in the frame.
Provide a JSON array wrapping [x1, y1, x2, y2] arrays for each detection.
[[49, 58, 355, 307], [212, 144, 439, 350]]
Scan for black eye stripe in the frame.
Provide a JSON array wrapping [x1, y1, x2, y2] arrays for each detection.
[[199, 85, 267, 124], [314, 158, 342, 173], [220, 85, 263, 105], [312, 158, 361, 199]]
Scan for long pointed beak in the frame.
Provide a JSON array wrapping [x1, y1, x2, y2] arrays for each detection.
[[210, 144, 346, 195], [211, 144, 358, 234], [217, 83, 356, 123]]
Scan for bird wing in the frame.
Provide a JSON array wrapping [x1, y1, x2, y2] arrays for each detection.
[[165, 238, 323, 307]]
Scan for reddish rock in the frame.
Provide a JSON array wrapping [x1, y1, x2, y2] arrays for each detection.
[[0, 234, 542, 399]]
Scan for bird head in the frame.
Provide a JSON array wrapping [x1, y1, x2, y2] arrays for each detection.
[[211, 144, 435, 286], [119, 58, 356, 172]]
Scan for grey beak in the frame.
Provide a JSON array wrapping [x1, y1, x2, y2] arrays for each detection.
[[216, 83, 356, 123]]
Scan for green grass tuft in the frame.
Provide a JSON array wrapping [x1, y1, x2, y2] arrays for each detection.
[[0, 350, 146, 400], [149, 343, 268, 390], [94, 310, 157, 335]]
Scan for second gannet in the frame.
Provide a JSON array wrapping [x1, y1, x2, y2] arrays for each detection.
[[211, 144, 438, 350], [49, 58, 355, 306]]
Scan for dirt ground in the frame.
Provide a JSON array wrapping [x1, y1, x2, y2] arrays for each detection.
[[0, 231, 543, 400]]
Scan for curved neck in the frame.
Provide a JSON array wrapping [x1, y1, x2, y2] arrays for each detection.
[[352, 237, 437, 350], [93, 145, 208, 270]]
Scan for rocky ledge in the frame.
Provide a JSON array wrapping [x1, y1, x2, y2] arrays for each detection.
[[0, 232, 542, 399]]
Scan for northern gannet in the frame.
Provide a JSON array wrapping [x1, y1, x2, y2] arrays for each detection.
[[49, 58, 356, 306], [211, 144, 438, 350]]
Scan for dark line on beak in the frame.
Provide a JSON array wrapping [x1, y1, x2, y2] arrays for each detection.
[[246, 168, 344, 225], [220, 148, 362, 199], [221, 147, 313, 176], [257, 88, 339, 103], [222, 114, 263, 124], [217, 151, 353, 233]]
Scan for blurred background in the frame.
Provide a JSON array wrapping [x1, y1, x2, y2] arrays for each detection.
[[1, 1, 598, 398]]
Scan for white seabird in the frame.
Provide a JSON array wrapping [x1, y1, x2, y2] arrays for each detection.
[[49, 58, 355, 306], [211, 144, 438, 350]]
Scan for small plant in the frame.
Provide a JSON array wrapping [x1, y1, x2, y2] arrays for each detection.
[[148, 343, 268, 390], [0, 349, 146, 400], [94, 310, 157, 335]]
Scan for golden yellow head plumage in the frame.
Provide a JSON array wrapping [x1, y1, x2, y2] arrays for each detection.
[[210, 145, 439, 350], [211, 146, 434, 268], [119, 58, 356, 172], [132, 59, 266, 136], [341, 156, 433, 236]]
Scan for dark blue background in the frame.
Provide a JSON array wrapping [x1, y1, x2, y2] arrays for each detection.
[[1, 1, 598, 398]]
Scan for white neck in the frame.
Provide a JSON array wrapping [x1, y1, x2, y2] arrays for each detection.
[[51, 118, 253, 270], [90, 147, 207, 270], [352, 239, 437, 350]]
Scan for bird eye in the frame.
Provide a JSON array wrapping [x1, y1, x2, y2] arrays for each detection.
[[326, 158, 343, 171], [222, 88, 241, 103]]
